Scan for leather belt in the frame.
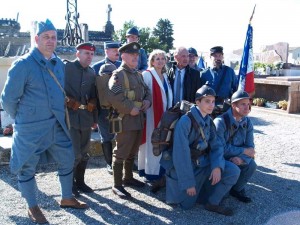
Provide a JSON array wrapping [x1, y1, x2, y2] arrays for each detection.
[[78, 104, 87, 110]]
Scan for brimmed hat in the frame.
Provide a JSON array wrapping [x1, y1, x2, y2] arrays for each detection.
[[118, 42, 140, 54], [188, 47, 198, 57], [210, 46, 223, 55], [104, 41, 120, 49]]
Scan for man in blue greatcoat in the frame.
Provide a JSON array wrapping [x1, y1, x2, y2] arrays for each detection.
[[200, 46, 237, 105], [214, 90, 256, 203], [1, 19, 87, 224]]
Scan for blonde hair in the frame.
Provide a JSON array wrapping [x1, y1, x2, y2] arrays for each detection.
[[148, 49, 167, 73]]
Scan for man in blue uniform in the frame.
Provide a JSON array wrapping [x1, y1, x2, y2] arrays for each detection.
[[200, 46, 237, 105], [160, 84, 239, 215], [214, 90, 256, 203], [188, 47, 202, 71], [124, 27, 148, 72], [1, 19, 87, 224], [92, 41, 121, 174], [65, 42, 98, 197]]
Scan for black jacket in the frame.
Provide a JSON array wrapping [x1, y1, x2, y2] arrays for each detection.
[[167, 63, 202, 105]]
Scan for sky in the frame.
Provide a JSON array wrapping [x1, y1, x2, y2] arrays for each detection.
[[1, 0, 300, 54]]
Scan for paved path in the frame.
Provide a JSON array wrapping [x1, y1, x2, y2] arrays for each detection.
[[0, 107, 299, 225]]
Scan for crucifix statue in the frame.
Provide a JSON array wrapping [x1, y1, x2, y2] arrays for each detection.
[[107, 4, 112, 22]]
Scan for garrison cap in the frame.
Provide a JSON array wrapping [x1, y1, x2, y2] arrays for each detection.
[[188, 47, 198, 57], [210, 46, 223, 55], [36, 19, 56, 36], [99, 63, 117, 75], [76, 42, 96, 51], [231, 90, 250, 103], [104, 41, 120, 49], [118, 42, 140, 54]]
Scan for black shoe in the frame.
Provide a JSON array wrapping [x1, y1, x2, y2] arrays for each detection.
[[123, 178, 145, 187], [72, 185, 80, 197], [204, 203, 233, 216], [77, 183, 94, 193], [230, 189, 252, 203], [112, 186, 132, 198], [107, 164, 113, 175], [132, 163, 138, 172]]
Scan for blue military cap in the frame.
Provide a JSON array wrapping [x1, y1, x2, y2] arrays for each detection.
[[118, 42, 140, 54], [210, 46, 223, 55], [76, 42, 96, 51], [104, 41, 120, 49], [36, 19, 56, 36], [188, 47, 198, 57]]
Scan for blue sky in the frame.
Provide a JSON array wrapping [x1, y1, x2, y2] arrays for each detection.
[[1, 0, 299, 53]]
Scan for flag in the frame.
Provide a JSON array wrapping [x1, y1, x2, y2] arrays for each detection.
[[238, 6, 256, 95], [197, 55, 205, 70]]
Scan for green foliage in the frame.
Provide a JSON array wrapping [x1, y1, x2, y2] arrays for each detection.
[[112, 18, 174, 54], [152, 19, 174, 52]]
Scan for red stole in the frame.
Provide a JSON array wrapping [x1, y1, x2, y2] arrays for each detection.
[[141, 70, 164, 145]]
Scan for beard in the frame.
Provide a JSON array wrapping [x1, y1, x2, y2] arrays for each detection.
[[213, 60, 222, 69]]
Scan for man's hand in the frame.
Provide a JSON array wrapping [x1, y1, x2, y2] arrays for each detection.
[[230, 156, 245, 166], [140, 100, 151, 112], [130, 107, 140, 116], [186, 187, 196, 196], [244, 148, 255, 158], [209, 167, 221, 185]]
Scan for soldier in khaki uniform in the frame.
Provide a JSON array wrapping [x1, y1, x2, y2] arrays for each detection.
[[108, 42, 152, 198]]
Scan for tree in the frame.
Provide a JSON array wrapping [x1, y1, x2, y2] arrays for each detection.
[[112, 18, 175, 54], [152, 19, 174, 52]]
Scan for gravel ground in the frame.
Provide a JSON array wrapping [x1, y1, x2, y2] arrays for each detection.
[[0, 107, 300, 225]]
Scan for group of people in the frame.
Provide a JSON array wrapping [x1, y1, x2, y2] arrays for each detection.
[[0, 19, 256, 224]]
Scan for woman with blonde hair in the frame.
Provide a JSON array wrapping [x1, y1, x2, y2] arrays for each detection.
[[138, 49, 173, 192]]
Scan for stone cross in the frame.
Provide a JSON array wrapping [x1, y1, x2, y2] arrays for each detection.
[[107, 4, 112, 22]]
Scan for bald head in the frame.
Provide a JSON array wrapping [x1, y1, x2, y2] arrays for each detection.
[[174, 47, 189, 69]]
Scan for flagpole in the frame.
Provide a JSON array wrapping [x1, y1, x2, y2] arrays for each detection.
[[249, 5, 256, 24]]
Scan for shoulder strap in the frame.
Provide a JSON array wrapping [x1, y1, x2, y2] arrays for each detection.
[[186, 112, 207, 148], [47, 68, 70, 129], [222, 113, 236, 143]]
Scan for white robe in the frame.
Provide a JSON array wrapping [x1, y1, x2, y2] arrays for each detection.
[[138, 67, 173, 175]]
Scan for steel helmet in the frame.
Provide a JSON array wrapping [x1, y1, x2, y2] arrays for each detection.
[[231, 90, 250, 103], [195, 82, 216, 101], [126, 27, 140, 37]]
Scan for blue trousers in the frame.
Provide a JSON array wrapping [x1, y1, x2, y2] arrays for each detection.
[[17, 123, 74, 207], [180, 161, 240, 210], [98, 108, 114, 143], [232, 159, 257, 192]]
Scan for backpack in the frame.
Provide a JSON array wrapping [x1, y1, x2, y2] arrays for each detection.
[[151, 100, 195, 156], [96, 69, 130, 109]]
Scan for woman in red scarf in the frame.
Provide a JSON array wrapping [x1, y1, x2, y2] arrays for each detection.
[[138, 49, 173, 192]]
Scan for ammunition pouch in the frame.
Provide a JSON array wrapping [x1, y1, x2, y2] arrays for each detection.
[[87, 102, 96, 112], [190, 145, 211, 166], [125, 90, 135, 100], [66, 97, 81, 111], [134, 101, 143, 108]]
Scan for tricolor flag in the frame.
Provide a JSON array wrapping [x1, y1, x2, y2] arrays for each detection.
[[238, 5, 256, 95], [197, 55, 206, 70]]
